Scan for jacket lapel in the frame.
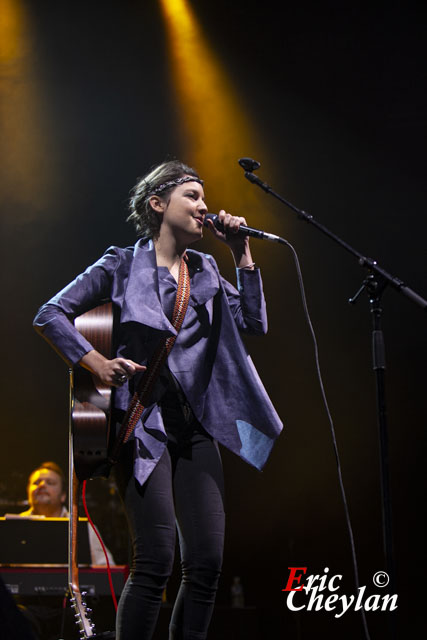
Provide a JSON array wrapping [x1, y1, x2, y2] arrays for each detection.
[[120, 241, 220, 331], [186, 250, 220, 307], [120, 239, 177, 335]]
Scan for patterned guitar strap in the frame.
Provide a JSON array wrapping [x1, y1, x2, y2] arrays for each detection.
[[109, 255, 191, 464]]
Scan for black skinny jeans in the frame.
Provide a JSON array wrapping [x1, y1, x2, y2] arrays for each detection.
[[114, 404, 225, 640]]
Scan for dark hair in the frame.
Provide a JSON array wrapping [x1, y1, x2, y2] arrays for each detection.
[[127, 160, 201, 239], [28, 461, 66, 494]]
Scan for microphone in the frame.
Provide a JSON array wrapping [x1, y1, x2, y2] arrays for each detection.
[[238, 157, 261, 172], [238, 157, 271, 192], [204, 213, 282, 243]]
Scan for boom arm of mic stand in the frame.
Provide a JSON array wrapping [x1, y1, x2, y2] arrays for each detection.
[[243, 171, 427, 310]]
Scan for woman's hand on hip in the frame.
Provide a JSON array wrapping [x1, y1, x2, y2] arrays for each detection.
[[79, 350, 146, 387]]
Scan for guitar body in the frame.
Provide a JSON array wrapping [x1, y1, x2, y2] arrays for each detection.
[[71, 302, 114, 481]]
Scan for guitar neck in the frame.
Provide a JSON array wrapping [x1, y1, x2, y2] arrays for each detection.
[[68, 441, 96, 637]]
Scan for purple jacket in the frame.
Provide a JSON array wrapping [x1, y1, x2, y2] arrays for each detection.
[[34, 239, 283, 485]]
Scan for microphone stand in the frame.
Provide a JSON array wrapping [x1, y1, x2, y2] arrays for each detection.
[[239, 159, 427, 624]]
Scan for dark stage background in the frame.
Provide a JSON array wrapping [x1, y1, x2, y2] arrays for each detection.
[[1, 1, 426, 638]]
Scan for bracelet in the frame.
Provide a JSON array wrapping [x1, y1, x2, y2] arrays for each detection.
[[240, 262, 256, 270]]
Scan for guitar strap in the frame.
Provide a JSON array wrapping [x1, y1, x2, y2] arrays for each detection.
[[109, 255, 191, 464]]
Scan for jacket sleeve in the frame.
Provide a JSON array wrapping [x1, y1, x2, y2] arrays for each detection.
[[33, 247, 122, 366], [220, 267, 268, 336]]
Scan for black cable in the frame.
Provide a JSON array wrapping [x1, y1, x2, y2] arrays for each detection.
[[278, 236, 371, 640]]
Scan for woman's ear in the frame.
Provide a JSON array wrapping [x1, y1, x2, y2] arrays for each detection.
[[149, 195, 165, 214]]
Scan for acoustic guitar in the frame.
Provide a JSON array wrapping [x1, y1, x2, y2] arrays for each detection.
[[68, 302, 116, 638], [71, 302, 114, 481]]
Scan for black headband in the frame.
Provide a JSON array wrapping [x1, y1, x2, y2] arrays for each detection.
[[148, 176, 204, 196]]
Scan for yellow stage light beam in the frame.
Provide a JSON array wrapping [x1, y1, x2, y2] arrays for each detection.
[[0, 0, 57, 217], [159, 0, 273, 229]]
